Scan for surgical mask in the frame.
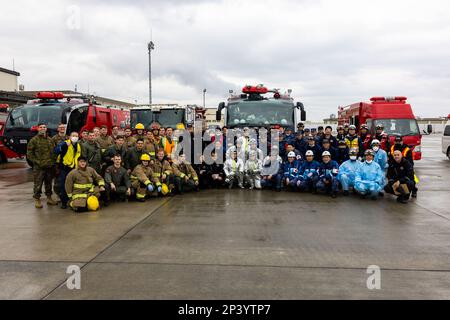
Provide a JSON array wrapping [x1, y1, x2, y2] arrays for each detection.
[[70, 137, 79, 144], [372, 146, 379, 152], [350, 156, 357, 161], [366, 160, 373, 164]]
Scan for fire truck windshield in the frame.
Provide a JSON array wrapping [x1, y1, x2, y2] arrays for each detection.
[[131, 109, 185, 129], [227, 101, 294, 127], [5, 104, 65, 131], [373, 119, 420, 136]]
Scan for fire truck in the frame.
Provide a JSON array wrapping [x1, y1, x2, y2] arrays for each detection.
[[338, 96, 422, 160], [216, 85, 306, 128], [1, 92, 130, 161], [0, 104, 20, 163], [130, 104, 197, 129]]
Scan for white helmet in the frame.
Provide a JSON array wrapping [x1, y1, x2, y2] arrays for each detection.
[[305, 150, 314, 156], [371, 139, 381, 145], [287, 151, 296, 158], [281, 119, 288, 125], [322, 151, 331, 157]]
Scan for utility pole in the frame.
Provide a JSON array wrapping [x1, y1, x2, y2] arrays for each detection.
[[148, 41, 155, 105], [203, 88, 207, 108]]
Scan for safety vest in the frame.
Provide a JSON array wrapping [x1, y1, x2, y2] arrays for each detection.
[[345, 136, 360, 151], [162, 137, 175, 158], [390, 145, 410, 158], [62, 140, 81, 169]]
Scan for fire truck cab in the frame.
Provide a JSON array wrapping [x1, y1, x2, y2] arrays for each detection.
[[130, 104, 196, 130], [0, 104, 19, 163], [216, 85, 306, 129], [338, 96, 422, 160], [1, 92, 130, 157]]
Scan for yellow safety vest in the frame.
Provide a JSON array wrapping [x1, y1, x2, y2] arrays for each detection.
[[390, 145, 410, 158], [62, 140, 81, 169]]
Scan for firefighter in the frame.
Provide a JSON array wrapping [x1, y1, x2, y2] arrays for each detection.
[[104, 154, 131, 205], [224, 150, 244, 189], [260, 147, 283, 192], [384, 150, 416, 204], [152, 148, 175, 195], [161, 127, 175, 161], [131, 123, 146, 146], [304, 136, 322, 162], [244, 150, 262, 189], [298, 150, 320, 193], [316, 151, 340, 198], [172, 153, 199, 194], [125, 138, 146, 173], [55, 132, 82, 209], [359, 124, 372, 151], [389, 135, 417, 198], [338, 148, 362, 196], [150, 122, 163, 151], [372, 139, 388, 171], [373, 124, 390, 151], [282, 151, 301, 191], [336, 140, 350, 165], [345, 125, 363, 157], [103, 135, 127, 169], [144, 130, 157, 158], [96, 125, 114, 151], [124, 127, 134, 149], [65, 156, 105, 212], [130, 154, 157, 202], [27, 123, 58, 208], [81, 131, 102, 174], [354, 149, 385, 200], [336, 125, 346, 141]]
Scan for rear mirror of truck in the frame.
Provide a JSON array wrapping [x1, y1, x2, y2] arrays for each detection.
[[301, 110, 306, 121], [216, 110, 221, 121], [427, 124, 433, 134]]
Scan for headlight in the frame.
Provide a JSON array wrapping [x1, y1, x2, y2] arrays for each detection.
[[414, 145, 421, 152]]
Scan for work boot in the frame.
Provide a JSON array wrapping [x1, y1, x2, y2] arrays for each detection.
[[397, 195, 408, 204], [46, 196, 58, 206], [343, 190, 350, 196], [35, 198, 43, 209], [411, 189, 417, 198]]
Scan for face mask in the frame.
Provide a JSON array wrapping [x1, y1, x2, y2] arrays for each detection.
[[70, 137, 79, 144], [350, 156, 357, 161], [366, 160, 373, 164], [372, 146, 379, 152]]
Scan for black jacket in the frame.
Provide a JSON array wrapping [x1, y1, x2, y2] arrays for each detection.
[[387, 158, 414, 184]]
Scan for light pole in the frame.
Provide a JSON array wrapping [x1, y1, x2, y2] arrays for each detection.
[[148, 41, 155, 105], [203, 88, 207, 108]]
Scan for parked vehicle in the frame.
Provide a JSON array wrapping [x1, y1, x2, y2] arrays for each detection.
[[442, 114, 450, 160], [338, 96, 422, 160]]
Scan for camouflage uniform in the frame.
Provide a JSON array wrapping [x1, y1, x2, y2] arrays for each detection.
[[96, 134, 114, 152], [65, 166, 105, 210], [81, 141, 103, 174], [27, 134, 55, 199]]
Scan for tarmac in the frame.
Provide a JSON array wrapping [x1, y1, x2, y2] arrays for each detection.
[[0, 134, 449, 299]]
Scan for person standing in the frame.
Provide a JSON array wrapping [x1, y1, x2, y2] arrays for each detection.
[[96, 125, 114, 152], [27, 123, 58, 208], [81, 131, 102, 174], [55, 132, 82, 209], [51, 123, 67, 196]]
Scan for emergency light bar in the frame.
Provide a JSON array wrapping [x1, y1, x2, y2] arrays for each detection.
[[35, 92, 65, 99], [370, 96, 407, 102], [242, 85, 268, 94]]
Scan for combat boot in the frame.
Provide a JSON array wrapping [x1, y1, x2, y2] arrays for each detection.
[[35, 198, 43, 209], [47, 196, 58, 206]]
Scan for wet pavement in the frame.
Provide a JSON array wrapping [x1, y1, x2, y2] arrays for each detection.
[[0, 135, 449, 299]]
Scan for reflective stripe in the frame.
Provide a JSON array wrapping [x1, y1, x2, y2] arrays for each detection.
[[136, 193, 146, 199], [164, 170, 172, 175], [156, 182, 162, 186], [144, 180, 151, 185], [193, 177, 199, 181], [72, 194, 88, 200], [130, 175, 138, 181], [98, 180, 105, 186], [180, 173, 186, 178], [153, 173, 161, 177], [74, 183, 93, 189], [67, 193, 73, 198]]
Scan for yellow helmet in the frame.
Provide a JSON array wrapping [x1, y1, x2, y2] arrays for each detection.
[[135, 123, 145, 130], [176, 123, 185, 130], [87, 196, 99, 211], [140, 154, 151, 161], [161, 183, 169, 195]]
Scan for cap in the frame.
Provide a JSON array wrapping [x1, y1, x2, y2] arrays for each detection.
[[376, 124, 384, 129], [304, 128, 310, 132], [395, 135, 403, 142], [307, 136, 314, 141], [337, 125, 344, 130]]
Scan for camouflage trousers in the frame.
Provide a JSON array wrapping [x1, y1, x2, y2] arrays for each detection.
[[33, 166, 54, 199]]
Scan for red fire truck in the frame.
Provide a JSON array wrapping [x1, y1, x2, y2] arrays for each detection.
[[338, 96, 422, 160], [0, 104, 21, 163], [0, 92, 130, 160]]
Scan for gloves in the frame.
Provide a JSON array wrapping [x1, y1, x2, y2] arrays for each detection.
[[147, 184, 154, 192], [157, 186, 162, 193]]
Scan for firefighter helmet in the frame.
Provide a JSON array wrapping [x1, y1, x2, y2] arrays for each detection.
[[87, 196, 100, 211], [161, 184, 169, 195], [135, 123, 145, 130], [176, 123, 185, 130], [140, 154, 151, 161]]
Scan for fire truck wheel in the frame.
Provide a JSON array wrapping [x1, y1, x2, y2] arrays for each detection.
[[0, 151, 7, 164], [447, 147, 450, 160]]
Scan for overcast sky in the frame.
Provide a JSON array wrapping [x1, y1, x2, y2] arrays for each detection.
[[1, 0, 449, 120]]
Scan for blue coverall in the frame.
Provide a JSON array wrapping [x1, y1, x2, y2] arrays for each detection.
[[354, 161, 385, 197], [338, 159, 363, 191]]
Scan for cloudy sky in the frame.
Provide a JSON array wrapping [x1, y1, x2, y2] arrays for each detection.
[[1, 0, 450, 120]]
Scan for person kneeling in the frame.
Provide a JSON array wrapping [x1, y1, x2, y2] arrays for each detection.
[[104, 154, 131, 205], [224, 151, 244, 189], [316, 151, 339, 198], [130, 154, 156, 202], [282, 151, 301, 191], [65, 156, 105, 212], [354, 149, 385, 200], [172, 153, 199, 194], [384, 150, 415, 204]]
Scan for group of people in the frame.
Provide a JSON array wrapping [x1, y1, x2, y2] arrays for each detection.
[[26, 120, 418, 213]]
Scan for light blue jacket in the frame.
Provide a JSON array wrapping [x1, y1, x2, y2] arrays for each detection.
[[338, 159, 363, 183], [374, 148, 388, 170], [355, 161, 385, 186]]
